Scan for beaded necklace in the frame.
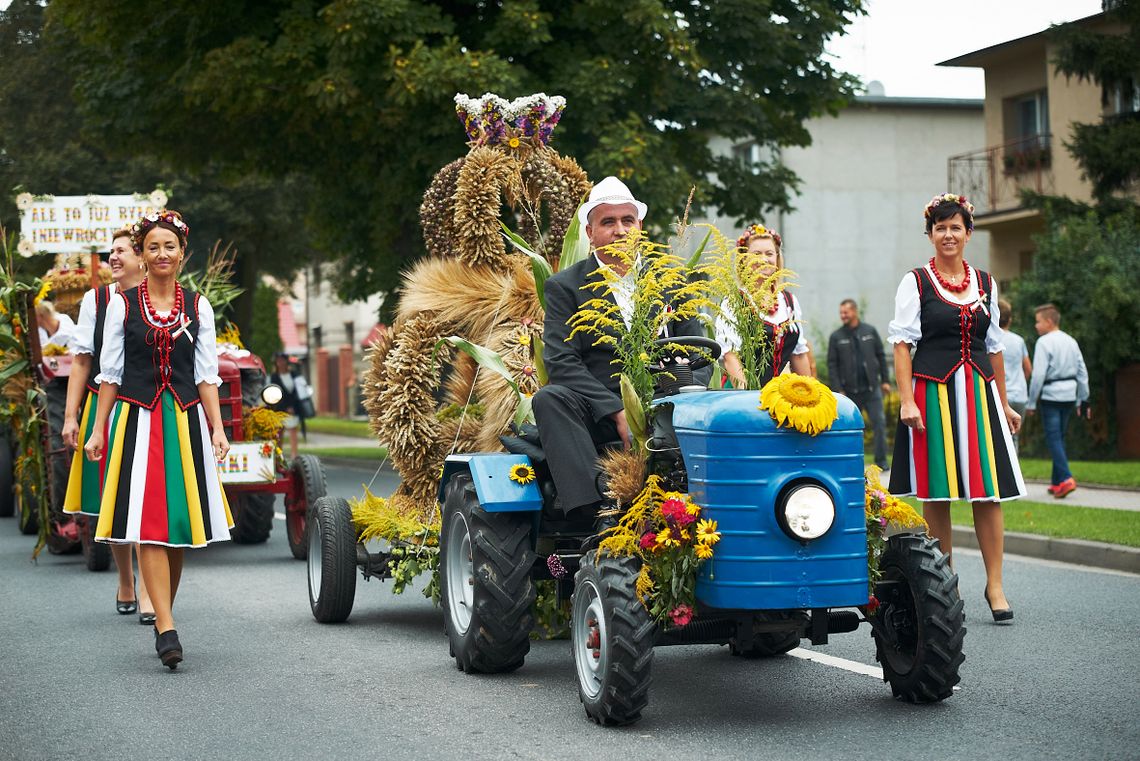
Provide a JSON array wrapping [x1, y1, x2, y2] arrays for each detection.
[[928, 257, 971, 294], [141, 278, 183, 327]]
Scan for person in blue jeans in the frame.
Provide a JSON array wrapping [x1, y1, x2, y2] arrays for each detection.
[[1025, 304, 1089, 498]]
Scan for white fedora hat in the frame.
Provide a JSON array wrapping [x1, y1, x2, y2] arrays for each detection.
[[577, 176, 648, 227]]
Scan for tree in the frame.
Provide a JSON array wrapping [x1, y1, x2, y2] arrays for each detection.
[[1009, 204, 1139, 456], [1049, 0, 1140, 203], [0, 1, 316, 337], [47, 0, 866, 314], [246, 281, 284, 366]]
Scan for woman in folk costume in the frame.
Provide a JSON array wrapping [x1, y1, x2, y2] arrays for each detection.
[[715, 224, 811, 388], [84, 210, 233, 669], [62, 229, 155, 624], [887, 194, 1025, 624]]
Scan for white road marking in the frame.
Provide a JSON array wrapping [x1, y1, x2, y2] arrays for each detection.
[[787, 648, 883, 679]]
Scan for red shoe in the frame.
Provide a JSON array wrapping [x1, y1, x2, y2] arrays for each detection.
[[1046, 484, 1057, 495], [1053, 477, 1077, 498]]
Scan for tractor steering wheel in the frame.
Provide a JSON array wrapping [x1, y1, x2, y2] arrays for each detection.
[[651, 335, 722, 372]]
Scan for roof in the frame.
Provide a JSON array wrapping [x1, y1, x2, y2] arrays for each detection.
[[277, 299, 306, 355], [852, 95, 982, 109], [938, 12, 1104, 68]]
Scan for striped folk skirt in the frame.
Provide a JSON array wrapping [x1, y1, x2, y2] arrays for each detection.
[[63, 390, 104, 517], [889, 366, 1026, 502], [94, 391, 234, 547]]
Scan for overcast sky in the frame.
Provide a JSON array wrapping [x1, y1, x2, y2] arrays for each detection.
[[0, 0, 1106, 99], [827, 0, 1105, 99]]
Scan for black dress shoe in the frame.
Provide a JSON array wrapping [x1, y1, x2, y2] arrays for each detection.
[[116, 595, 138, 615], [984, 589, 1014, 624], [139, 611, 157, 626], [155, 629, 183, 669]]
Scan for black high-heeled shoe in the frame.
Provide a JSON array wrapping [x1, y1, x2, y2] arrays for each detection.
[[155, 629, 183, 669], [116, 594, 138, 615], [139, 611, 157, 626], [984, 589, 1014, 624]]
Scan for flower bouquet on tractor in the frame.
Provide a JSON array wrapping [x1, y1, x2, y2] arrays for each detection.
[[302, 93, 965, 727]]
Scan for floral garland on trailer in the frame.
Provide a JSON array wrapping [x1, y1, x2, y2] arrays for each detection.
[[243, 406, 289, 471], [351, 489, 441, 602], [0, 227, 50, 556]]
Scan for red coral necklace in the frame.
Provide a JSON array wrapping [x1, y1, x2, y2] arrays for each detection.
[[929, 257, 971, 294], [141, 279, 183, 326]]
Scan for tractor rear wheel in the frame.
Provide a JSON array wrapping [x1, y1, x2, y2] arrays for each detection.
[[440, 473, 535, 673], [872, 532, 965, 703], [285, 454, 327, 560], [231, 492, 275, 544], [571, 551, 655, 726], [307, 496, 358, 623]]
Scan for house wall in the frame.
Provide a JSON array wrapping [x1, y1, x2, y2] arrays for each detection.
[[698, 99, 988, 362]]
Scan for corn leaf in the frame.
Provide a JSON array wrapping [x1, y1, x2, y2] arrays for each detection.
[[559, 200, 590, 270], [620, 373, 647, 448], [532, 334, 548, 386], [0, 358, 29, 384], [434, 336, 535, 426], [686, 226, 713, 270], [500, 221, 552, 310]]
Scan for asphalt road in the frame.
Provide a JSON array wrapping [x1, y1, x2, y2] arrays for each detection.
[[1, 461, 1137, 761]]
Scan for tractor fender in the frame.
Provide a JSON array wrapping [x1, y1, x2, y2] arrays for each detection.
[[438, 454, 543, 513]]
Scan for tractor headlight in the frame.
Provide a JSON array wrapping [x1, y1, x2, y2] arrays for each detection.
[[779, 484, 835, 541], [260, 383, 283, 406]]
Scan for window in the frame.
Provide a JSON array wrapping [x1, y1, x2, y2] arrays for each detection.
[[1110, 78, 1140, 115], [344, 320, 355, 349], [1008, 90, 1049, 152], [733, 141, 760, 173], [312, 325, 322, 350]]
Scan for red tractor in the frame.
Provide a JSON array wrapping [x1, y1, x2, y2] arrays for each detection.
[[0, 292, 326, 564], [214, 352, 327, 559]]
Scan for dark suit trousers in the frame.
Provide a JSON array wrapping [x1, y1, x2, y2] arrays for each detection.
[[533, 384, 622, 514], [848, 388, 888, 469]]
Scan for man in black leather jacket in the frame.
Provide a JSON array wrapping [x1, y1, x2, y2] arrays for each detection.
[[827, 299, 891, 469]]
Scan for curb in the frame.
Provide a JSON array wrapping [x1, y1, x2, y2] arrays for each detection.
[[1024, 477, 1140, 494], [952, 525, 1140, 574]]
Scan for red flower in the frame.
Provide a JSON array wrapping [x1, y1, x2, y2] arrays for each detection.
[[660, 498, 686, 521], [675, 510, 696, 526], [865, 595, 880, 614], [639, 532, 657, 549], [670, 604, 693, 627]]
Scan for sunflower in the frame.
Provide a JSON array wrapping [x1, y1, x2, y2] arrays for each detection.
[[33, 280, 52, 306], [696, 519, 721, 545], [694, 542, 714, 560], [508, 463, 536, 485], [759, 373, 839, 436]]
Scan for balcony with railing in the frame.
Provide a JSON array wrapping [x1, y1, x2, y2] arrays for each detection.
[[947, 134, 1055, 217]]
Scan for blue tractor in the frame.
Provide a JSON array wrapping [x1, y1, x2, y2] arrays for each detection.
[[437, 337, 965, 725]]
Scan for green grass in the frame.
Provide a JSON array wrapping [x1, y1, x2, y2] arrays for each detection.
[[1016, 458, 1140, 489], [304, 416, 372, 438], [298, 445, 388, 461], [902, 498, 1140, 548]]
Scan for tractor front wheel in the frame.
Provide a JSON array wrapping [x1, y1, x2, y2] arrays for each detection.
[[571, 551, 655, 726], [285, 454, 327, 560], [871, 532, 965, 703], [440, 473, 535, 673]]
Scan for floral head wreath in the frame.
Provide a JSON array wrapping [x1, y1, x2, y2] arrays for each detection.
[[736, 223, 782, 251], [455, 92, 566, 149], [923, 193, 975, 229], [131, 210, 190, 250]]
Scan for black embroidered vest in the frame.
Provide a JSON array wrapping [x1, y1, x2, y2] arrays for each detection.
[[755, 291, 801, 385], [116, 285, 202, 410], [86, 285, 112, 395], [910, 266, 995, 383]]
